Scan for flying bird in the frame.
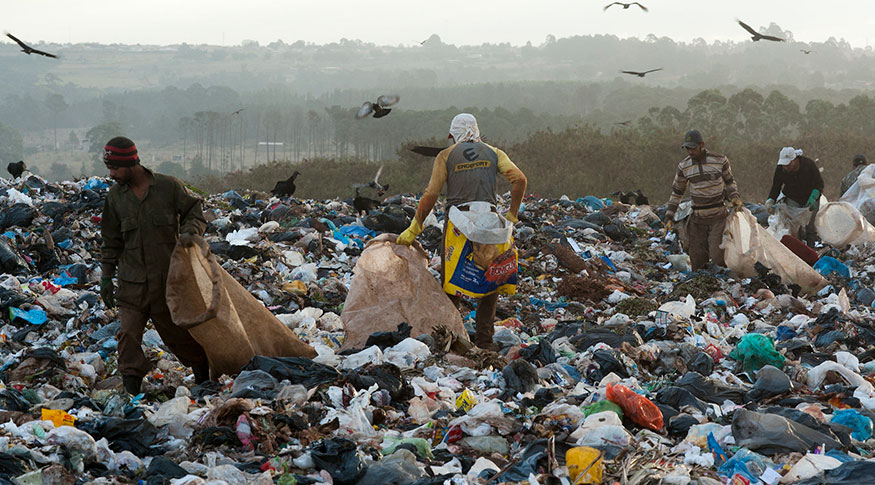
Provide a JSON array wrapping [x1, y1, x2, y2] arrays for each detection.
[[800, 49, 813, 54], [271, 171, 300, 197], [620, 68, 662, 77], [352, 165, 388, 196], [410, 146, 443, 157], [5, 33, 58, 58], [355, 95, 400, 119], [603, 2, 648, 11], [7, 161, 26, 179], [614, 120, 632, 126], [232, 108, 246, 115], [736, 20, 785, 42]]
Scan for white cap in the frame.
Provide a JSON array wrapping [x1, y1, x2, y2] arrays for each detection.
[[778, 146, 796, 166], [449, 113, 480, 143]]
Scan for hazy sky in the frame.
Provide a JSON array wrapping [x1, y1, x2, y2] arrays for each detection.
[[3, 1, 874, 48]]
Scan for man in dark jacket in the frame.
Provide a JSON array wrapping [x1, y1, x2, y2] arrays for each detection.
[[99, 136, 210, 395], [765, 146, 824, 246]]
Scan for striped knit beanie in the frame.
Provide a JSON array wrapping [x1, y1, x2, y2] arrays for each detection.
[[104, 136, 139, 167]]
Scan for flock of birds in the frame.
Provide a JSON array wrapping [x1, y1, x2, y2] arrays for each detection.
[[1, 10, 819, 209]]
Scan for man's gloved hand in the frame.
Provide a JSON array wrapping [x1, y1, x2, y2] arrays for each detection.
[[806, 189, 820, 210], [730, 197, 744, 212], [100, 276, 115, 309], [663, 219, 673, 235], [504, 211, 519, 224], [396, 218, 423, 246]]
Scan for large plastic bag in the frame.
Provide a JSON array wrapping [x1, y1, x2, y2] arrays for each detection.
[[815, 201, 875, 247], [340, 234, 467, 350], [728, 334, 785, 374], [767, 204, 812, 240], [166, 235, 316, 377], [839, 163, 875, 209], [722, 209, 827, 295], [605, 383, 663, 431]]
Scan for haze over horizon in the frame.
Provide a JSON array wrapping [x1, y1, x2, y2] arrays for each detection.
[[3, 0, 875, 48]]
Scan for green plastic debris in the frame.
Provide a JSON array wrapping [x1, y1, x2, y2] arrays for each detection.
[[381, 436, 433, 460], [277, 475, 298, 485], [729, 334, 785, 373], [582, 400, 624, 419]]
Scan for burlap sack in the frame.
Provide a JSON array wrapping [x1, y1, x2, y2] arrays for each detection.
[[340, 234, 467, 350], [166, 235, 316, 377]]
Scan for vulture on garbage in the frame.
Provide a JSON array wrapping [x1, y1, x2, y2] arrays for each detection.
[[7, 161, 26, 179], [355, 95, 400, 119], [271, 171, 300, 197]]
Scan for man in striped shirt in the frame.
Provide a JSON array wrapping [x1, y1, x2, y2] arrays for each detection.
[[664, 130, 744, 271]]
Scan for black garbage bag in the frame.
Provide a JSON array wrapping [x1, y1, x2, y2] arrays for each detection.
[[732, 408, 841, 455], [814, 329, 847, 348], [432, 450, 474, 473], [668, 414, 700, 436], [192, 426, 241, 448], [0, 287, 30, 313], [655, 386, 708, 413], [676, 372, 746, 404], [28, 243, 60, 273], [500, 438, 570, 483], [144, 456, 188, 485], [362, 206, 410, 234], [502, 359, 540, 394], [591, 349, 629, 378], [759, 406, 851, 448], [687, 352, 714, 376], [797, 461, 875, 485], [561, 219, 603, 231], [231, 369, 279, 399], [548, 322, 642, 350], [604, 218, 634, 241], [310, 438, 367, 485], [0, 239, 28, 274], [583, 212, 611, 227], [345, 363, 413, 402], [78, 417, 158, 456], [746, 365, 793, 402], [518, 340, 557, 366], [65, 263, 90, 284], [241, 356, 339, 388], [0, 452, 24, 476], [41, 201, 68, 221], [0, 204, 36, 230], [0, 389, 32, 412], [364, 322, 412, 350]]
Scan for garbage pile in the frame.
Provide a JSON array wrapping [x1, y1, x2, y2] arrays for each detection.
[[2, 173, 875, 484]]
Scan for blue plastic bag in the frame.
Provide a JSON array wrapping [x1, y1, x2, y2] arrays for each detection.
[[831, 409, 873, 441], [9, 307, 47, 325], [580, 195, 605, 211], [814, 256, 850, 279]]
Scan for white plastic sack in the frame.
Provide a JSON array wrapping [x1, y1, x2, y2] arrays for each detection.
[[815, 201, 875, 247], [766, 204, 811, 240], [448, 201, 512, 244], [839, 163, 875, 209], [780, 454, 842, 483], [722, 209, 827, 295]]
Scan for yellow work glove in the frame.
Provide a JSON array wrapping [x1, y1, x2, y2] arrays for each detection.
[[730, 197, 744, 212], [504, 211, 519, 224], [663, 219, 673, 235], [396, 218, 423, 246]]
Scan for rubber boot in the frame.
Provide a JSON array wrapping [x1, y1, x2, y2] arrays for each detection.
[[123, 375, 143, 395], [473, 293, 499, 351]]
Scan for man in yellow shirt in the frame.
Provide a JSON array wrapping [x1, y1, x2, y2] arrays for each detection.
[[396, 114, 527, 349]]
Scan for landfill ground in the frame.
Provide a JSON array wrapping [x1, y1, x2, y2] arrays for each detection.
[[1, 173, 875, 485]]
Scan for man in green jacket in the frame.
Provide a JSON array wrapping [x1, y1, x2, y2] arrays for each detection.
[[99, 136, 210, 395]]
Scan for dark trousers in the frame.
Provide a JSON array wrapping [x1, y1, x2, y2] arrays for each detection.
[[117, 305, 208, 379], [687, 215, 727, 271]]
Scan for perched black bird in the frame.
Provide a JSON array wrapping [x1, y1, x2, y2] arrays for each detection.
[[5, 33, 58, 58], [611, 189, 649, 205], [355, 95, 400, 119], [410, 146, 444, 157], [603, 2, 648, 11], [353, 187, 382, 215], [621, 68, 662, 77], [271, 171, 300, 197], [7, 161, 26, 179], [736, 20, 785, 42]]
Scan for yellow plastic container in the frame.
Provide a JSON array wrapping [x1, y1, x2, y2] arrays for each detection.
[[566, 446, 604, 484]]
